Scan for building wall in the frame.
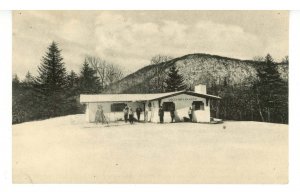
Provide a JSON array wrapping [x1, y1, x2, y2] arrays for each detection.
[[86, 102, 145, 122], [148, 100, 160, 123], [193, 99, 210, 123], [84, 93, 211, 123], [160, 94, 210, 123]]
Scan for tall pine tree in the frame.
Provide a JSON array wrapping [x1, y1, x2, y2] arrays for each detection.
[[23, 71, 34, 86], [253, 54, 288, 123], [65, 70, 82, 114], [12, 74, 22, 123], [35, 41, 68, 118], [12, 74, 20, 90], [13, 73, 38, 123], [79, 59, 101, 94], [67, 70, 79, 89], [165, 66, 186, 92]]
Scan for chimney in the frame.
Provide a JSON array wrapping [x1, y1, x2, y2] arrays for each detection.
[[194, 84, 206, 94]]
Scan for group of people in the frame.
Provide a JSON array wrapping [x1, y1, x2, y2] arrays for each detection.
[[95, 104, 195, 125], [123, 106, 142, 124], [158, 105, 194, 123], [158, 105, 175, 124], [94, 105, 108, 125]]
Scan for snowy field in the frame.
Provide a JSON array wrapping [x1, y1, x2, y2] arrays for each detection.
[[12, 115, 288, 183]]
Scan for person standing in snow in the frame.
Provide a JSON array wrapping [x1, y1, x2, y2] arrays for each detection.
[[123, 106, 129, 123], [170, 107, 175, 123], [188, 106, 193, 122], [136, 106, 142, 122], [144, 106, 149, 122], [159, 105, 164, 123], [128, 107, 134, 124], [149, 105, 153, 122], [95, 105, 103, 124]]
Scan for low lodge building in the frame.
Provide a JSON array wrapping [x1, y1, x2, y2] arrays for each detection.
[[80, 84, 221, 123]]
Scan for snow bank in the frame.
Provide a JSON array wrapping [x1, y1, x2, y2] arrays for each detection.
[[13, 115, 288, 183]]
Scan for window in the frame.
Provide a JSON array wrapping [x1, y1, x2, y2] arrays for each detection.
[[192, 101, 204, 110], [163, 102, 175, 112], [111, 103, 126, 112]]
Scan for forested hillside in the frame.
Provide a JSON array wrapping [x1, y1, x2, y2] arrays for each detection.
[[104, 53, 288, 124], [13, 45, 288, 124], [104, 53, 288, 93]]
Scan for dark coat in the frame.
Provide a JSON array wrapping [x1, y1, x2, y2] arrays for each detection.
[[159, 108, 164, 117], [136, 107, 142, 114], [170, 109, 175, 117]]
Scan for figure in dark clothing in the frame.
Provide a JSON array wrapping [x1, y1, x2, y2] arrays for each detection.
[[136, 107, 142, 121], [123, 106, 129, 123], [128, 107, 134, 124], [170, 108, 175, 123], [188, 106, 193, 122], [159, 106, 164, 123]]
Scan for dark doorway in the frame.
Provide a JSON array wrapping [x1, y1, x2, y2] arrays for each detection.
[[163, 102, 175, 111], [192, 101, 204, 110]]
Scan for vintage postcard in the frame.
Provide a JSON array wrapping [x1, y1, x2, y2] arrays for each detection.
[[12, 10, 288, 183]]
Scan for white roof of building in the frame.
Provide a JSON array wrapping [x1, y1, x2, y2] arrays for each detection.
[[80, 91, 221, 103]]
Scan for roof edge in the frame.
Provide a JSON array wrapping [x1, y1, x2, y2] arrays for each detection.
[[80, 91, 221, 103]]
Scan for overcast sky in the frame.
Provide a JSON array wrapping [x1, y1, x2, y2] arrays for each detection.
[[13, 11, 288, 79]]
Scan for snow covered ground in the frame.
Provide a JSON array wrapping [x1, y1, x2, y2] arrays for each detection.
[[12, 114, 288, 183]]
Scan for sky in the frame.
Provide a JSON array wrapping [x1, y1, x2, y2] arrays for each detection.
[[13, 11, 289, 79]]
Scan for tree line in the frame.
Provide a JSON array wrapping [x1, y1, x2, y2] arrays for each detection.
[[12, 41, 123, 124], [12, 42, 288, 124], [208, 54, 288, 124], [145, 54, 288, 124]]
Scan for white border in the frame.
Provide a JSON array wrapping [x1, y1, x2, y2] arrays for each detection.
[[1, 7, 300, 192], [0, 0, 299, 10], [0, 10, 12, 191], [288, 10, 300, 191]]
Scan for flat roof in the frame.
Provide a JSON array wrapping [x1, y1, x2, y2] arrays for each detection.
[[80, 91, 221, 103]]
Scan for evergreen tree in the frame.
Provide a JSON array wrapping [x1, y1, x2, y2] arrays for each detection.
[[12, 74, 22, 123], [165, 66, 186, 92], [35, 41, 68, 118], [253, 54, 288, 123], [79, 59, 101, 94], [12, 73, 36, 123], [65, 70, 82, 114], [23, 71, 34, 87], [12, 74, 20, 90], [67, 70, 79, 89]]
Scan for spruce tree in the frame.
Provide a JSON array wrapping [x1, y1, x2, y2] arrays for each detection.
[[23, 71, 34, 86], [253, 54, 288, 123], [35, 41, 68, 118], [79, 59, 101, 94], [65, 70, 82, 114], [165, 66, 186, 92], [13, 73, 37, 123], [67, 70, 79, 89], [12, 74, 20, 90], [12, 74, 22, 123]]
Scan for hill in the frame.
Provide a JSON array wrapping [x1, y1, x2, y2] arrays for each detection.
[[104, 53, 288, 94]]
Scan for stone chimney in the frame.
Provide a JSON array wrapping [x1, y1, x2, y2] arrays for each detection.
[[194, 84, 206, 94]]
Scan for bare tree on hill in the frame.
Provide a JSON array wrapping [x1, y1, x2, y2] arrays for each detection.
[[86, 56, 124, 89], [106, 63, 124, 85], [149, 55, 173, 92], [150, 55, 173, 65], [253, 56, 265, 62]]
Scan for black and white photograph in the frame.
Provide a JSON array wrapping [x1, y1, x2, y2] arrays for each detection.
[[12, 10, 289, 184]]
